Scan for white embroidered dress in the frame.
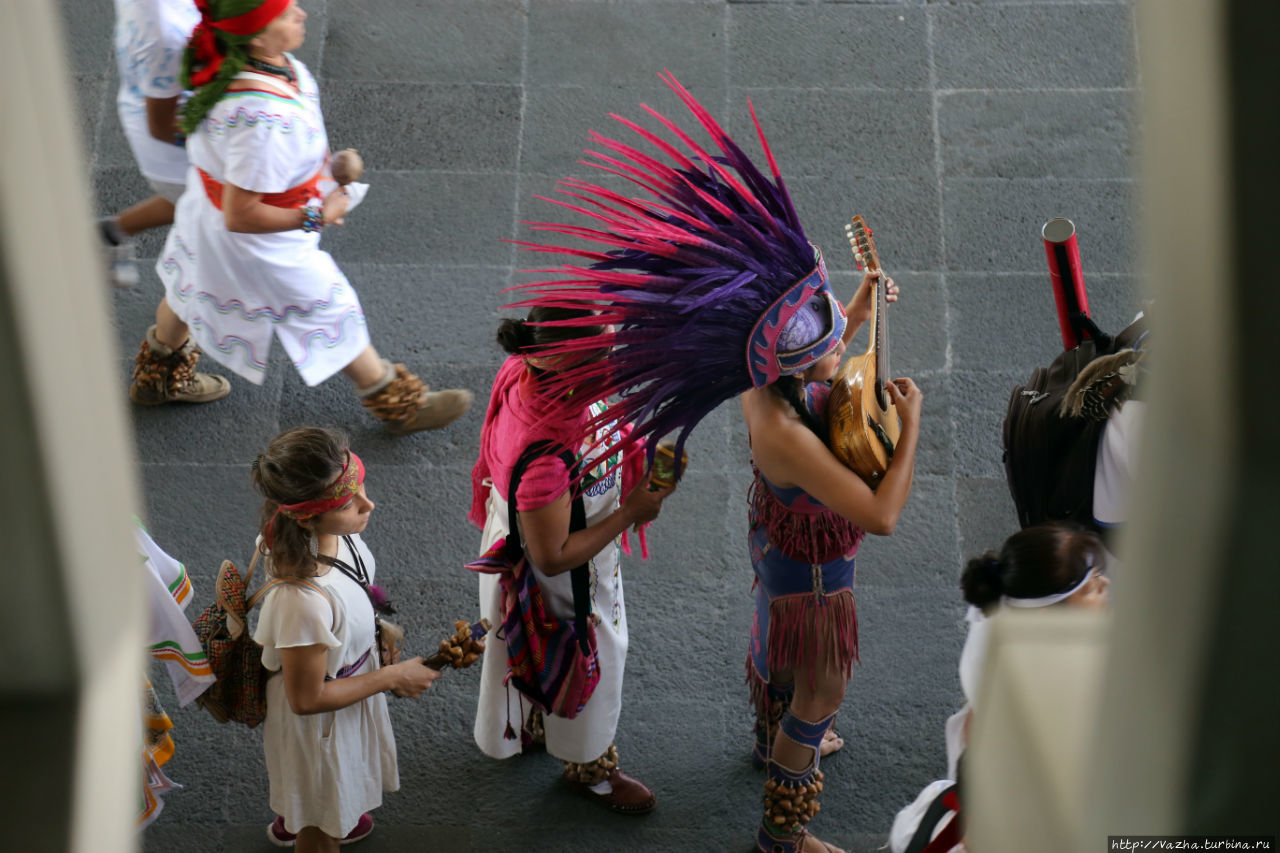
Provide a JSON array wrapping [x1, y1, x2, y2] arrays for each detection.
[[158, 57, 369, 386], [252, 535, 397, 838], [474, 403, 629, 764]]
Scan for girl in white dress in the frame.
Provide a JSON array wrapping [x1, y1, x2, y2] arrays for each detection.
[[130, 0, 470, 435], [250, 426, 439, 852]]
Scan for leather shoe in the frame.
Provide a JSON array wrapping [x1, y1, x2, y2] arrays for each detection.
[[562, 767, 657, 815]]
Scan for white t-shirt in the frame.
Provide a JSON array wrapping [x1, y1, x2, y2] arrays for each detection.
[[113, 0, 198, 184], [1093, 399, 1145, 528]]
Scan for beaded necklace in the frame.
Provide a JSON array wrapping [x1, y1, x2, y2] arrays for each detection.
[[245, 55, 295, 85]]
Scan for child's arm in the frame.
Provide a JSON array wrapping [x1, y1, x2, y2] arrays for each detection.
[[279, 644, 439, 715]]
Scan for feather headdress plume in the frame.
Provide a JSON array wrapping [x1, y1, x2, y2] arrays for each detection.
[[507, 71, 846, 479]]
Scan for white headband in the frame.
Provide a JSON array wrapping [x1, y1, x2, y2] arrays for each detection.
[[1002, 554, 1097, 609]]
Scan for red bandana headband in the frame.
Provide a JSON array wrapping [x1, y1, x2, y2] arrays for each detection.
[[189, 0, 292, 87], [278, 451, 365, 522]]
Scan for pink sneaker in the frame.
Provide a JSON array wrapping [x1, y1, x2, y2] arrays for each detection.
[[267, 813, 375, 847]]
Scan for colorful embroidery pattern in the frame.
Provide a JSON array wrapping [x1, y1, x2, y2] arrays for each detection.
[[293, 309, 370, 372], [147, 640, 212, 678], [175, 279, 353, 325], [609, 547, 623, 630], [166, 562, 193, 607], [185, 320, 271, 375], [201, 97, 323, 145], [580, 401, 622, 489]]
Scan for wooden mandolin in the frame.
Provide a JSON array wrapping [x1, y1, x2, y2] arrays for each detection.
[[826, 216, 901, 487]]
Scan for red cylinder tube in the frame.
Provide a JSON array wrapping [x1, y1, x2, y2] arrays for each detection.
[[1041, 217, 1093, 350]]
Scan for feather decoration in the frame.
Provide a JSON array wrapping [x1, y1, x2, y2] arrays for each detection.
[[505, 71, 818, 482]]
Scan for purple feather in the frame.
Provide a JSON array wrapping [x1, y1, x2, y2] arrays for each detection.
[[506, 72, 820, 475]]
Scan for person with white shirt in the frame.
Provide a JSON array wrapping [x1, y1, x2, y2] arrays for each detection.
[[102, 0, 198, 287]]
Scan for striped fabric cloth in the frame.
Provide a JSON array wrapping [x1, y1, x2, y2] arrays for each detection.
[[137, 522, 216, 706]]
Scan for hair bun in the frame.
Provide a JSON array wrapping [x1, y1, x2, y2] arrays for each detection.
[[514, 318, 535, 348], [495, 317, 532, 354], [961, 550, 1006, 611]]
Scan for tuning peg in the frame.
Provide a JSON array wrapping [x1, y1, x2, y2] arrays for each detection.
[[855, 252, 864, 263]]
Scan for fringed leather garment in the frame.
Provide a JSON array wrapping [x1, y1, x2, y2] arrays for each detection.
[[746, 383, 865, 714]]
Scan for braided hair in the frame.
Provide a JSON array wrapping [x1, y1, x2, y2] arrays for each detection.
[[180, 0, 280, 134], [770, 375, 826, 438]]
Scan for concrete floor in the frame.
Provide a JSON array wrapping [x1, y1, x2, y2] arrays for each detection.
[[62, 0, 1141, 850]]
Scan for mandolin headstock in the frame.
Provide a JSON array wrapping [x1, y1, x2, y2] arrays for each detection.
[[844, 215, 881, 274]]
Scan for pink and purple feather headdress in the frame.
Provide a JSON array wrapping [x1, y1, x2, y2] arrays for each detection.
[[507, 71, 846, 477]]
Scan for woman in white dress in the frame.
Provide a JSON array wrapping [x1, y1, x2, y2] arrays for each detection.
[[889, 521, 1110, 853], [131, 0, 471, 435], [944, 520, 1112, 777], [469, 308, 674, 814], [250, 426, 439, 852]]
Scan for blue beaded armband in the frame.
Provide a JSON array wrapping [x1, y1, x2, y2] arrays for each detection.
[[301, 205, 324, 233]]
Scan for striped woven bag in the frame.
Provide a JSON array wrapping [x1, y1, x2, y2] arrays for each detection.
[[467, 441, 601, 719], [191, 554, 331, 727]]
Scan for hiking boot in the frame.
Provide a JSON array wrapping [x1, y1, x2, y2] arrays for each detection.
[[357, 359, 471, 435], [267, 813, 374, 847], [130, 325, 231, 405]]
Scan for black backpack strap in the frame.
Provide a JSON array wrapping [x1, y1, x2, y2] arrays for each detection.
[[505, 440, 561, 561], [507, 440, 593, 653], [1112, 313, 1149, 351], [1070, 312, 1113, 354], [903, 782, 960, 853]]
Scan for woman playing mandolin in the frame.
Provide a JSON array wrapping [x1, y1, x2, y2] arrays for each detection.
[[740, 268, 920, 853]]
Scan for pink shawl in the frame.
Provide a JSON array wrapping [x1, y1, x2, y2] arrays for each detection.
[[469, 356, 649, 556]]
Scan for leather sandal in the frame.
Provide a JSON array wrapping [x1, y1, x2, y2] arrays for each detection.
[[562, 767, 657, 815]]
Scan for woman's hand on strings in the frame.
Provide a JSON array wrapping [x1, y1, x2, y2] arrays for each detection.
[[884, 377, 923, 430]]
